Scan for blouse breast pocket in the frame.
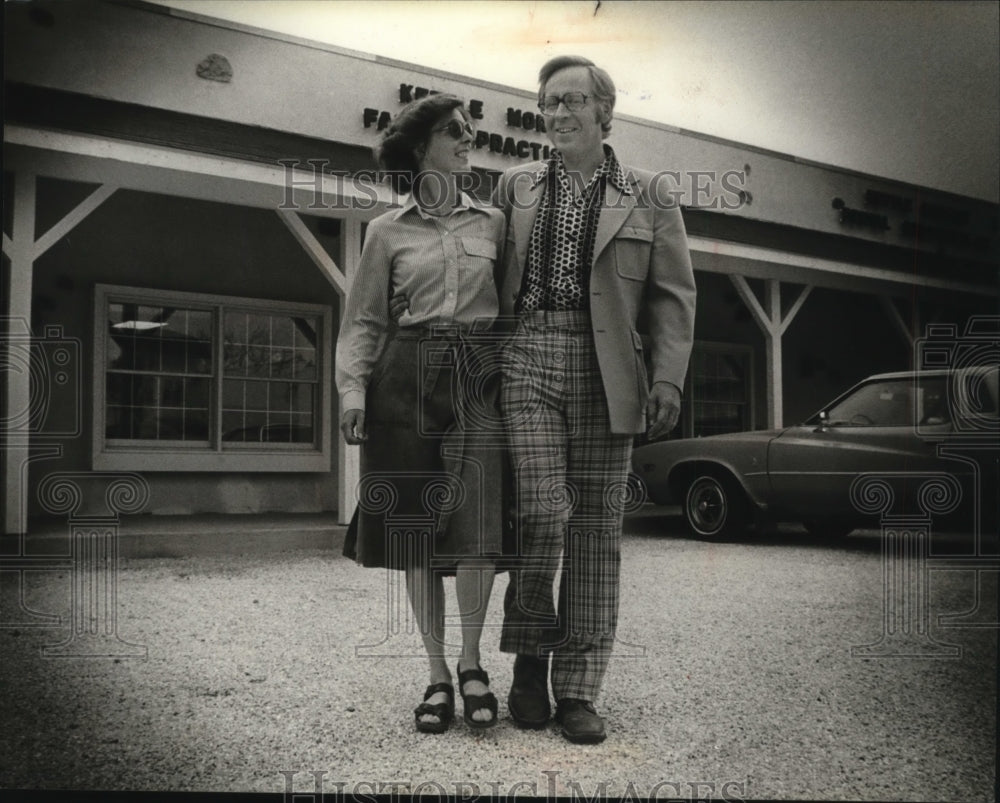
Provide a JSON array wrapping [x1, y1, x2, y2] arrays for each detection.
[[613, 225, 653, 282], [461, 237, 498, 263]]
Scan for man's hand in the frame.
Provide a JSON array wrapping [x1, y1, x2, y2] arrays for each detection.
[[341, 409, 367, 444], [646, 382, 681, 440], [388, 292, 409, 323]]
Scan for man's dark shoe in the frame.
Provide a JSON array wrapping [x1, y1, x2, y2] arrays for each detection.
[[555, 698, 606, 744], [507, 654, 551, 728]]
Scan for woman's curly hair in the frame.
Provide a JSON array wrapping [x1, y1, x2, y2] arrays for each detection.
[[374, 93, 470, 193]]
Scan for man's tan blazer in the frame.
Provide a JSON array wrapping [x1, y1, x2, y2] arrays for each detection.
[[494, 162, 697, 434]]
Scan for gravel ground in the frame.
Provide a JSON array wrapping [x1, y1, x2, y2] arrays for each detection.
[[0, 517, 996, 801]]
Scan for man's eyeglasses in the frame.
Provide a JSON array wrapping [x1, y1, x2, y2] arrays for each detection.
[[433, 119, 475, 140], [538, 92, 590, 113]]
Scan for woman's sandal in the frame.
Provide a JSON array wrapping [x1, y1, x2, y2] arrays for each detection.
[[414, 682, 454, 734], [457, 663, 498, 730]]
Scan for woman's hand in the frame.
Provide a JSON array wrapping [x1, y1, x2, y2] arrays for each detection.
[[388, 292, 409, 322], [341, 409, 367, 444]]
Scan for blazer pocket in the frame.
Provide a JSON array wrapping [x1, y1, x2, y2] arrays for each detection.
[[614, 225, 653, 281], [461, 237, 498, 261]]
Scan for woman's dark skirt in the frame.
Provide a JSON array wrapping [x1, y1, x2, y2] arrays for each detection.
[[343, 328, 512, 573]]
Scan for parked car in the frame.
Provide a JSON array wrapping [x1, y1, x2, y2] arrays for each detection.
[[631, 366, 998, 539]]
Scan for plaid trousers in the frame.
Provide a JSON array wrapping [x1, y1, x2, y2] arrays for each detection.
[[499, 310, 634, 703]]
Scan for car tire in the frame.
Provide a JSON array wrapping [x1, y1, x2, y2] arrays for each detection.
[[804, 519, 855, 539], [683, 473, 748, 539]]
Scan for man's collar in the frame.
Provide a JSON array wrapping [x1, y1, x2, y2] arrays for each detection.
[[530, 153, 557, 189], [530, 145, 633, 196], [603, 149, 634, 196]]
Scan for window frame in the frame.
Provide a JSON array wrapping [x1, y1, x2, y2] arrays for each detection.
[[92, 284, 332, 472], [682, 340, 756, 439]]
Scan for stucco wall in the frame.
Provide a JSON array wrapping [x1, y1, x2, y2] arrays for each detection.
[[5, 0, 996, 270]]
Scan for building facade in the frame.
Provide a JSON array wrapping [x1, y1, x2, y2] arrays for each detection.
[[3, 0, 997, 533]]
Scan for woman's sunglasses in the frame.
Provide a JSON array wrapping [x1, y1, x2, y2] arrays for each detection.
[[433, 119, 475, 140]]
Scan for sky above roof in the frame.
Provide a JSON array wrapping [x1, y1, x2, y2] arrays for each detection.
[[149, 0, 999, 203]]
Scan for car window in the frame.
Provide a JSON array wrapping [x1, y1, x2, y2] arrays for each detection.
[[916, 380, 950, 426], [825, 378, 948, 428]]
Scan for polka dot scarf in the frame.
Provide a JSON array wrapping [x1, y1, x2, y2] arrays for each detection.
[[517, 146, 631, 313]]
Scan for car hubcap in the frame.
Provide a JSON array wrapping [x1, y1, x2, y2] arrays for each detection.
[[689, 479, 726, 533]]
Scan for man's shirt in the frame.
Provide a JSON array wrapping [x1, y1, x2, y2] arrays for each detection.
[[516, 145, 632, 313]]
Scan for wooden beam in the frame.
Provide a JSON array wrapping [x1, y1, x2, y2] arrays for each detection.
[[338, 218, 363, 525], [275, 209, 347, 295], [689, 234, 996, 297], [33, 183, 118, 259], [765, 280, 783, 428], [2, 173, 37, 535], [5, 125, 391, 217], [880, 295, 917, 348], [778, 284, 813, 336], [765, 279, 781, 328], [730, 275, 785, 428], [730, 275, 773, 334]]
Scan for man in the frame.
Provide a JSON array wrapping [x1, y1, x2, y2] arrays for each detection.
[[494, 55, 696, 744]]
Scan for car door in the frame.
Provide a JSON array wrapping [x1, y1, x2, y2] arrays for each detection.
[[767, 377, 955, 518]]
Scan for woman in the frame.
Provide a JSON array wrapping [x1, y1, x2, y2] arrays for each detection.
[[336, 94, 505, 733]]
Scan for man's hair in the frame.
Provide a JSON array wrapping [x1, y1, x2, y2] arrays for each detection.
[[538, 55, 616, 137], [374, 94, 470, 192]]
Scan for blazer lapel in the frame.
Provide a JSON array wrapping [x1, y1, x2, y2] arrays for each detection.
[[591, 175, 638, 265], [510, 177, 545, 270]]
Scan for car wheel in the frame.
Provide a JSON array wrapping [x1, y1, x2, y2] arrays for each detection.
[[683, 473, 748, 539], [804, 519, 855, 539]]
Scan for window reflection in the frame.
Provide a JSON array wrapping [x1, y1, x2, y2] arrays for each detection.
[[221, 313, 317, 444], [104, 301, 319, 446], [106, 304, 213, 441]]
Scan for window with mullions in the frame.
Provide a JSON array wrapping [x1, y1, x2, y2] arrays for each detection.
[[635, 340, 753, 444], [105, 304, 213, 442], [221, 312, 317, 445], [688, 345, 753, 437], [94, 285, 331, 472]]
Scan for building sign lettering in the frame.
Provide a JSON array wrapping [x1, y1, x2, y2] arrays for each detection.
[[864, 189, 913, 214], [362, 81, 552, 161], [834, 192, 992, 254], [832, 197, 889, 231], [506, 107, 547, 133], [396, 84, 483, 119]]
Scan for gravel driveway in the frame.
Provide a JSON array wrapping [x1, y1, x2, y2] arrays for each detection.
[[1, 514, 996, 800]]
